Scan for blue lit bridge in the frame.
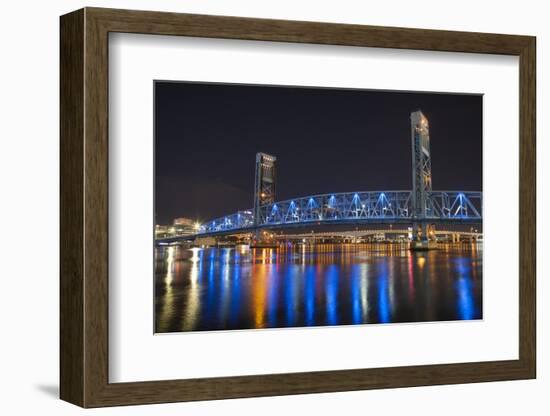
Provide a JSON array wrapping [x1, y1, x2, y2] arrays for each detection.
[[197, 190, 481, 235], [159, 110, 482, 248]]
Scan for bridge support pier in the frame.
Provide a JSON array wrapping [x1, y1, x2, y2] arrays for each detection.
[[195, 236, 217, 247], [251, 228, 278, 248], [411, 222, 437, 251]]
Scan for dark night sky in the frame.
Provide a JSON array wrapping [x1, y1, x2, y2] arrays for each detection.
[[154, 81, 482, 225]]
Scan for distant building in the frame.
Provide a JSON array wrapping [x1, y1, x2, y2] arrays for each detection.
[[172, 217, 198, 236], [155, 224, 172, 238], [173, 217, 194, 226], [155, 217, 199, 239]]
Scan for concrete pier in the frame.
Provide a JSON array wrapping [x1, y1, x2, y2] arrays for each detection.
[[410, 240, 438, 251]]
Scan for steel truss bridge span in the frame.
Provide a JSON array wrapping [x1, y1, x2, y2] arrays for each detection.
[[197, 190, 481, 236]]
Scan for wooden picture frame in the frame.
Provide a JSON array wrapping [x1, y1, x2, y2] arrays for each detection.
[[60, 7, 536, 408]]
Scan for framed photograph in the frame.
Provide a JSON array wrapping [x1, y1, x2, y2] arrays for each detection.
[[60, 7, 536, 407]]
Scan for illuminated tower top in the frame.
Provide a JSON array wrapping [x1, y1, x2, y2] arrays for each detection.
[[253, 152, 277, 225], [411, 110, 432, 220]]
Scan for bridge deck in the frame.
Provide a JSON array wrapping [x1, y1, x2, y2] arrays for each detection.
[[156, 190, 481, 243], [192, 190, 481, 238]]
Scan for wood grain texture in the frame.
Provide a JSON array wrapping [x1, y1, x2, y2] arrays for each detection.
[[59, 7, 537, 408], [83, 10, 110, 406], [518, 37, 536, 375], [59, 8, 84, 407]]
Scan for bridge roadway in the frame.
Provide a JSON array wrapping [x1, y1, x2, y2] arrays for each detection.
[[275, 229, 482, 241]]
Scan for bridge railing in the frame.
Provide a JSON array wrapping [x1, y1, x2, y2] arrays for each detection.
[[197, 190, 482, 235]]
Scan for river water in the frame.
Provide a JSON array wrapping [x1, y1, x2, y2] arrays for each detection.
[[154, 243, 482, 333]]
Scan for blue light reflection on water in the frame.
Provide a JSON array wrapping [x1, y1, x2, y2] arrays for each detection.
[[285, 265, 298, 327], [304, 265, 316, 326], [154, 244, 482, 333], [204, 251, 217, 325], [377, 261, 391, 324], [229, 255, 242, 327], [325, 264, 339, 326], [350, 264, 362, 325], [455, 257, 476, 320]]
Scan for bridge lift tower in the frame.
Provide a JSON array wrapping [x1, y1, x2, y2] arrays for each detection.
[[253, 152, 277, 238], [410, 110, 436, 250]]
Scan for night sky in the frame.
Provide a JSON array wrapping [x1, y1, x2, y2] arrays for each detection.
[[154, 81, 482, 225]]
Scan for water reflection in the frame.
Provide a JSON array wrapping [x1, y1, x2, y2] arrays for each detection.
[[154, 243, 482, 333], [377, 261, 391, 324]]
